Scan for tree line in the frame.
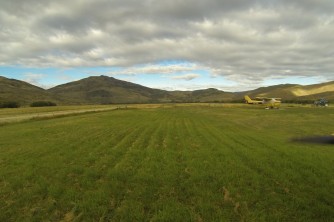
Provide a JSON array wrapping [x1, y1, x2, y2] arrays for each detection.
[[0, 101, 57, 108]]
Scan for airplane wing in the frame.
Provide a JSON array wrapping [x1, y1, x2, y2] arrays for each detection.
[[252, 101, 263, 104], [256, 97, 281, 100]]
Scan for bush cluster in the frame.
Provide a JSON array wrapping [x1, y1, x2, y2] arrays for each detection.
[[30, 101, 57, 107], [0, 101, 20, 108]]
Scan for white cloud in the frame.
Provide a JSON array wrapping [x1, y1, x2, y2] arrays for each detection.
[[0, 0, 333, 89], [23, 73, 45, 86], [171, 73, 200, 81], [104, 63, 200, 76]]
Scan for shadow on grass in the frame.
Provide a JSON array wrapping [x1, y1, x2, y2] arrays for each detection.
[[291, 135, 334, 145]]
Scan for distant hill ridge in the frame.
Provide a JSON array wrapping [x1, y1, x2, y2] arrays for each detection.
[[0, 76, 55, 105], [0, 75, 333, 105]]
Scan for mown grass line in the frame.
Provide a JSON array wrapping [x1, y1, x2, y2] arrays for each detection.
[[191, 107, 334, 221], [0, 110, 136, 220], [67, 110, 170, 220], [0, 106, 333, 221], [106, 114, 170, 221], [197, 118, 293, 220], [184, 113, 256, 220]]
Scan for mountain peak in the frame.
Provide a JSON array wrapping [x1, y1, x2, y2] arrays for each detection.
[[1, 75, 333, 105], [88, 75, 115, 79]]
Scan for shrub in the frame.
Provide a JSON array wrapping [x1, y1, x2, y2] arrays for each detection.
[[0, 101, 20, 108], [30, 101, 57, 107]]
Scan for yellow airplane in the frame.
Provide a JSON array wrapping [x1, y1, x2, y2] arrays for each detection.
[[244, 95, 281, 109]]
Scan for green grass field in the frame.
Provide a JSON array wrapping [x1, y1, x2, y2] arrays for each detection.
[[0, 105, 333, 221]]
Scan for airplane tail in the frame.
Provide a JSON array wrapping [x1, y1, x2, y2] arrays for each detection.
[[244, 95, 252, 103]]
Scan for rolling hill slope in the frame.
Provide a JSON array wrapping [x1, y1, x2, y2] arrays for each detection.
[[0, 75, 333, 105], [0, 76, 56, 106], [243, 81, 334, 101], [48, 76, 172, 104]]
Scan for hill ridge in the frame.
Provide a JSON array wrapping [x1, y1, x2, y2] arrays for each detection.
[[1, 75, 333, 105]]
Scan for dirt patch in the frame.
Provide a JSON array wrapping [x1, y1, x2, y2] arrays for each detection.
[[0, 107, 117, 125], [222, 187, 249, 221]]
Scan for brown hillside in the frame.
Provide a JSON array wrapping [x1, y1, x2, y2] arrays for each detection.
[[0, 76, 56, 106], [1, 75, 333, 105], [48, 75, 172, 104]]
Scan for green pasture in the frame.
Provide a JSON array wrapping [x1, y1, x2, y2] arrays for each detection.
[[0, 105, 333, 221]]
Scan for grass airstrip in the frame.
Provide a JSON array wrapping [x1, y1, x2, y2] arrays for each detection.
[[0, 104, 333, 221]]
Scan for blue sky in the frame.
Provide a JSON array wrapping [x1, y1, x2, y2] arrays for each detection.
[[0, 64, 328, 92], [0, 63, 235, 90], [1, 0, 333, 91]]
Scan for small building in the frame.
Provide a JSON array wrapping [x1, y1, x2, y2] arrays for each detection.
[[314, 98, 328, 107]]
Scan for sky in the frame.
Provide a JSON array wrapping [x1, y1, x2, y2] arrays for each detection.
[[0, 0, 333, 91]]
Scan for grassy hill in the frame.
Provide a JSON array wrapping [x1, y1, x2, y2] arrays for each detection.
[[47, 76, 236, 104], [243, 81, 334, 102], [0, 75, 333, 105], [292, 81, 334, 101], [48, 76, 172, 104], [0, 76, 56, 106], [168, 88, 235, 103], [190, 88, 236, 102]]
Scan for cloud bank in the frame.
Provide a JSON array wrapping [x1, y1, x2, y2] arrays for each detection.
[[0, 0, 333, 89]]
